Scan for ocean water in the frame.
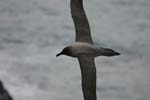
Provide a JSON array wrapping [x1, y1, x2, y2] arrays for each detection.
[[0, 0, 150, 100]]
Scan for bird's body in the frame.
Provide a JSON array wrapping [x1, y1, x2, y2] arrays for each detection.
[[61, 42, 97, 57], [57, 42, 120, 58], [56, 0, 120, 100]]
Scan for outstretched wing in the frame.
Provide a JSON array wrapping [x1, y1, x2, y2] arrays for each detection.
[[78, 55, 97, 100], [71, 0, 93, 44]]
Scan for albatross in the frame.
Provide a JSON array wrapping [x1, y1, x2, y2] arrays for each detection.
[[56, 0, 120, 100]]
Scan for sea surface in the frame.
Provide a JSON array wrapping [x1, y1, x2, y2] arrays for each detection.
[[0, 0, 150, 100]]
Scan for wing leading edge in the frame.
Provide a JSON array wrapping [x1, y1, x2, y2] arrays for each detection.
[[78, 55, 97, 100], [71, 0, 93, 44]]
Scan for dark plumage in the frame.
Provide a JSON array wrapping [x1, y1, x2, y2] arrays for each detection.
[[57, 0, 120, 100]]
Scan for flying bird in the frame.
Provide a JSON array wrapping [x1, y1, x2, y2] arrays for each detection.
[[56, 0, 120, 100], [0, 81, 13, 100]]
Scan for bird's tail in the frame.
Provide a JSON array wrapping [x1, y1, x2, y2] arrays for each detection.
[[100, 48, 120, 56]]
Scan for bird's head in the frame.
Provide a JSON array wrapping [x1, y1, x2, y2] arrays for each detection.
[[56, 47, 71, 57]]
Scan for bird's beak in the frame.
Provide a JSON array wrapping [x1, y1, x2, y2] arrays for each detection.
[[56, 51, 62, 57]]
